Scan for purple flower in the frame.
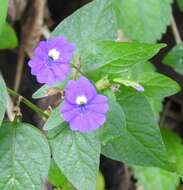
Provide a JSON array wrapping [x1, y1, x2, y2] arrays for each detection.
[[28, 36, 75, 86], [61, 77, 109, 132]]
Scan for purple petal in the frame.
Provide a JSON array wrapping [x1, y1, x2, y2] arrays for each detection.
[[56, 51, 73, 63], [70, 114, 90, 132], [77, 77, 97, 99], [70, 111, 106, 132], [34, 41, 48, 56], [87, 95, 109, 113], [47, 36, 68, 49], [90, 94, 108, 104], [64, 80, 79, 104], [65, 77, 97, 104], [62, 43, 75, 52], [28, 57, 44, 68], [86, 104, 108, 114], [30, 60, 45, 75], [36, 68, 55, 85], [61, 102, 80, 122], [51, 64, 70, 81]]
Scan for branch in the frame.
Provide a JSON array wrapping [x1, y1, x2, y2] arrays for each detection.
[[7, 88, 49, 119], [171, 15, 182, 44]]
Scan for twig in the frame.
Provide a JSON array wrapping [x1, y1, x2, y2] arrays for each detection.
[[14, 46, 26, 92], [6, 93, 15, 121], [171, 15, 182, 44], [160, 101, 171, 127], [7, 88, 49, 119], [137, 186, 144, 190], [71, 56, 85, 79], [72, 64, 85, 76], [42, 25, 50, 39], [123, 165, 132, 190], [160, 15, 182, 126], [13, 0, 46, 92]]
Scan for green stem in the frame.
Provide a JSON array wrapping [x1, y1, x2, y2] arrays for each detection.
[[71, 64, 85, 76], [7, 88, 49, 119]]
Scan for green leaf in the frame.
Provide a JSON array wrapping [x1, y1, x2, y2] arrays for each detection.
[[0, 0, 8, 34], [163, 43, 183, 76], [83, 41, 165, 74], [0, 22, 18, 49], [96, 95, 126, 145], [0, 122, 51, 190], [138, 72, 180, 119], [43, 107, 63, 131], [46, 125, 65, 141], [102, 87, 173, 171], [114, 72, 180, 120], [52, 0, 163, 74], [131, 67, 179, 118], [51, 0, 170, 75], [115, 0, 172, 43], [138, 72, 180, 100], [0, 74, 8, 126], [114, 78, 144, 91], [161, 128, 183, 177], [50, 123, 101, 190], [104, 61, 155, 84], [32, 79, 68, 99], [51, 0, 117, 55], [177, 0, 183, 12], [32, 85, 52, 99], [129, 62, 156, 79], [114, 72, 180, 100], [140, 72, 180, 120], [52, 0, 171, 57], [48, 159, 74, 189], [133, 166, 179, 190]]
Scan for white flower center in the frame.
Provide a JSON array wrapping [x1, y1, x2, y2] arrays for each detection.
[[76, 95, 87, 105], [48, 48, 60, 61]]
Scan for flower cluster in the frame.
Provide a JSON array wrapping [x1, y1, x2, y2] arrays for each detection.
[[28, 36, 108, 132]]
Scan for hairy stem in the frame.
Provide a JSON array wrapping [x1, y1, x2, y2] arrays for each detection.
[[7, 88, 49, 119]]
